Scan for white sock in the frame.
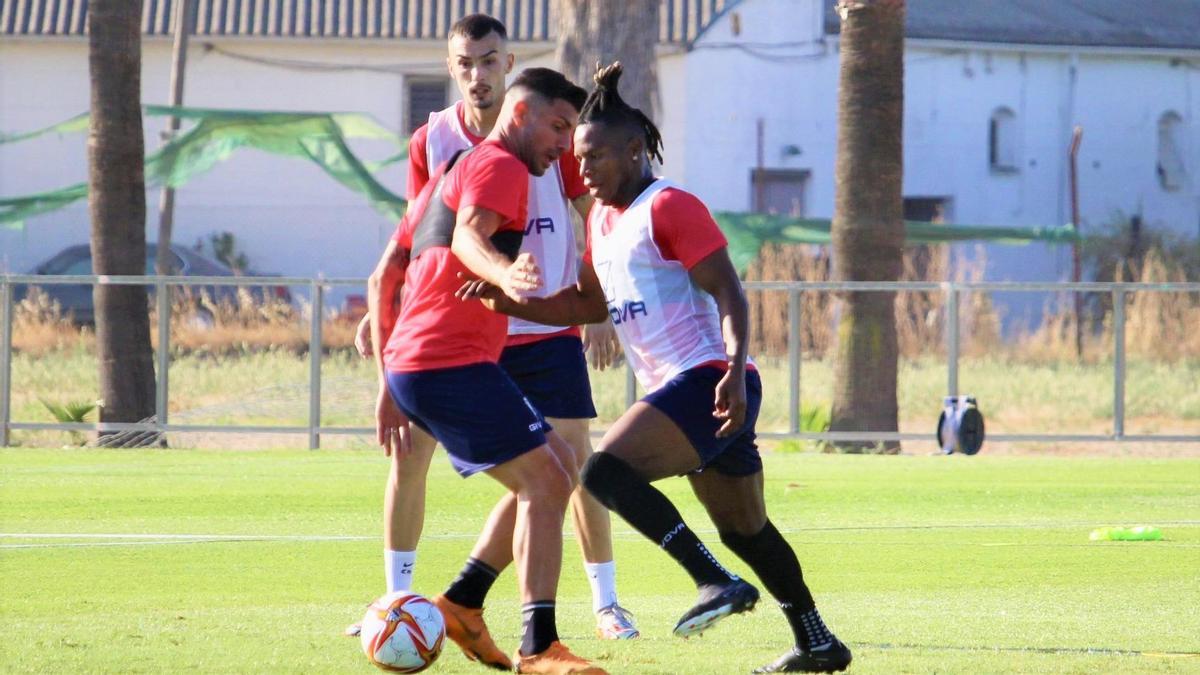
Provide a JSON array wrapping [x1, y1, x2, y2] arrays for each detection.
[[585, 560, 618, 614], [385, 549, 416, 593]]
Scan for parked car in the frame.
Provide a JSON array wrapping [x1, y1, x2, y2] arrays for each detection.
[[15, 243, 293, 325]]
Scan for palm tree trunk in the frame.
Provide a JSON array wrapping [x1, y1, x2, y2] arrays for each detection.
[[555, 0, 659, 117], [88, 0, 157, 443], [829, 0, 906, 452]]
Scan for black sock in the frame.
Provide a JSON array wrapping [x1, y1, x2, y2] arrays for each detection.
[[720, 520, 833, 650], [442, 557, 498, 610], [582, 453, 736, 587], [793, 608, 835, 651], [519, 601, 558, 656]]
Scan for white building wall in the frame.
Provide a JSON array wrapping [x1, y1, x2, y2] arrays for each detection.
[[668, 0, 1198, 291], [669, 0, 833, 213], [3, 37, 480, 289], [3, 0, 1198, 302]]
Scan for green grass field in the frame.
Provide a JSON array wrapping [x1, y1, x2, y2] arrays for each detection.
[[2, 449, 1197, 673]]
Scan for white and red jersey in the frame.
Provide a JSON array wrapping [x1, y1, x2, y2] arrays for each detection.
[[415, 101, 587, 340], [586, 179, 751, 392]]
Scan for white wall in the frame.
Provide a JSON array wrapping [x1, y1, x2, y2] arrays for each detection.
[[4, 5, 1198, 300], [653, 0, 1197, 330], [3, 38, 463, 292], [667, 0, 1199, 269], [665, 0, 833, 212]]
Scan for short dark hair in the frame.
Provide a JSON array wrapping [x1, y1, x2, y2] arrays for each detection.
[[510, 68, 588, 113], [449, 13, 507, 41], [579, 62, 664, 164]]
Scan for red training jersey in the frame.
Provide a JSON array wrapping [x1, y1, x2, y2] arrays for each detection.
[[384, 140, 530, 372], [408, 104, 588, 348]]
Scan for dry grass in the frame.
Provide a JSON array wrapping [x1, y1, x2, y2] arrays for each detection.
[[9, 243, 1196, 370], [11, 288, 93, 356], [1120, 250, 1200, 360], [1014, 249, 1200, 363], [10, 287, 362, 357], [744, 243, 1196, 362], [744, 244, 1002, 359]]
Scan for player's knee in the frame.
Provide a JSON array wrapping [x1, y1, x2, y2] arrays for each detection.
[[714, 509, 767, 540], [718, 517, 771, 550], [524, 447, 574, 505], [389, 455, 430, 489], [580, 452, 633, 504]]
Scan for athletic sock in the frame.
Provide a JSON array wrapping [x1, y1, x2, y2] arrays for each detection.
[[720, 520, 833, 649], [585, 560, 618, 613], [384, 549, 416, 593], [793, 607, 836, 651], [519, 601, 558, 656], [581, 453, 736, 587], [442, 557, 499, 609]]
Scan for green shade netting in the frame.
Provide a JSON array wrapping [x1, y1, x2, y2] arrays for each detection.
[[3, 106, 1077, 273]]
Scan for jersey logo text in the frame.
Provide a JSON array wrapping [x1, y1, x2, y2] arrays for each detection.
[[525, 217, 556, 235], [609, 300, 649, 325]]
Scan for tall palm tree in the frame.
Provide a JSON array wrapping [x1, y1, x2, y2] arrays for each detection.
[[555, 0, 659, 116], [829, 0, 906, 452], [88, 0, 157, 442]]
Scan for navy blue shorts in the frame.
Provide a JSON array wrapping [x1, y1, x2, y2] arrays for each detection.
[[643, 366, 763, 477], [499, 335, 597, 420], [386, 363, 549, 477]]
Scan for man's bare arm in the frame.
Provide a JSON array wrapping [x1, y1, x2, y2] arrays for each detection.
[[457, 260, 608, 326], [451, 205, 542, 302], [367, 240, 408, 381]]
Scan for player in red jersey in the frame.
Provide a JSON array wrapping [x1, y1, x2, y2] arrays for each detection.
[[368, 67, 605, 675], [353, 13, 636, 644]]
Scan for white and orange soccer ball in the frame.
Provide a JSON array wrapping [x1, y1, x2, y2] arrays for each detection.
[[359, 592, 446, 672]]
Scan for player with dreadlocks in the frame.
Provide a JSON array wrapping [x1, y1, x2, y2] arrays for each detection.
[[570, 62, 853, 673], [457, 62, 853, 673]]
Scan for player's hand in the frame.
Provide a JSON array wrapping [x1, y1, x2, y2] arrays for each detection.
[[583, 320, 622, 371], [454, 273, 508, 311], [713, 365, 747, 438], [354, 314, 372, 359], [376, 386, 412, 457], [500, 252, 542, 303]]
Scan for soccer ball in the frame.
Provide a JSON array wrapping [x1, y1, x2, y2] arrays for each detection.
[[359, 591, 446, 672]]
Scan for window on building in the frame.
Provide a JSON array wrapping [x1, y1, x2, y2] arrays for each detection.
[[750, 169, 809, 217], [903, 197, 950, 279], [405, 79, 449, 135], [1157, 111, 1186, 191], [989, 107, 1018, 172], [903, 197, 949, 224]]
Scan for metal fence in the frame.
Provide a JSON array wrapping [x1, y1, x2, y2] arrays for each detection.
[[2, 274, 1198, 448]]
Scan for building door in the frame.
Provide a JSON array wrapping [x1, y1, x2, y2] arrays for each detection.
[[751, 169, 809, 216]]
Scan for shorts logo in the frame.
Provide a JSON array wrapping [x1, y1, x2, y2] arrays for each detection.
[[522, 397, 544, 432], [525, 217, 556, 235], [609, 300, 649, 325]]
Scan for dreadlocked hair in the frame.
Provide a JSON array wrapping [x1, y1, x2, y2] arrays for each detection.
[[579, 61, 665, 165]]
